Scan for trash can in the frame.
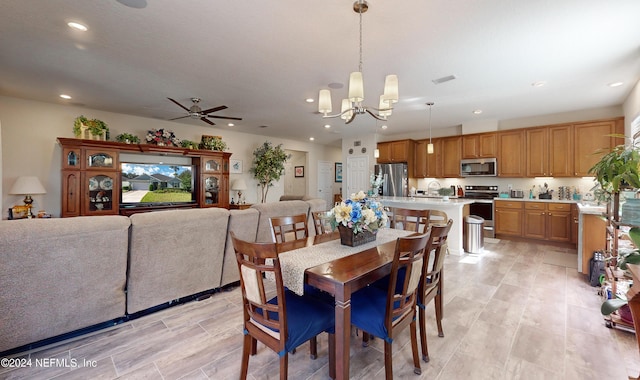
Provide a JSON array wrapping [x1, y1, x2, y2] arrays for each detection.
[[464, 215, 484, 254]]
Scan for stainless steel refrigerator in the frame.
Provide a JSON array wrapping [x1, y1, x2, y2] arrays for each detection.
[[374, 163, 408, 197]]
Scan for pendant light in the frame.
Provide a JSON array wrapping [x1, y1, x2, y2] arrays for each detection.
[[427, 102, 434, 154]]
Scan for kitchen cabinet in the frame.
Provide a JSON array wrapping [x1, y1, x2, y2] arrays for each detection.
[[377, 140, 413, 163], [498, 130, 525, 177], [526, 125, 573, 177], [571, 204, 579, 245], [414, 139, 428, 178], [426, 139, 443, 178], [580, 213, 606, 274], [523, 202, 572, 242], [462, 133, 497, 159], [494, 200, 523, 237], [441, 136, 462, 177], [574, 118, 624, 176]]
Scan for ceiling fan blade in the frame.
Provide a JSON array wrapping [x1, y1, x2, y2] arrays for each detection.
[[200, 117, 215, 126], [169, 115, 190, 120], [207, 115, 243, 121], [167, 97, 190, 112], [200, 105, 228, 114]]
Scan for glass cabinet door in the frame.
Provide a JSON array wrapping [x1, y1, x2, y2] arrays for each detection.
[[85, 149, 117, 170], [63, 148, 80, 169], [204, 158, 222, 173], [203, 175, 220, 205], [85, 172, 117, 213]]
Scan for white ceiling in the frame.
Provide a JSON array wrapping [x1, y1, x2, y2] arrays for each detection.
[[1, 0, 639, 146]]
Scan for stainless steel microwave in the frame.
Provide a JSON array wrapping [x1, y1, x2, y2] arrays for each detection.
[[460, 158, 498, 177]]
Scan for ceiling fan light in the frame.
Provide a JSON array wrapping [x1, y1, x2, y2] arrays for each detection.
[[318, 89, 332, 115], [383, 74, 398, 104], [348, 72, 364, 102]]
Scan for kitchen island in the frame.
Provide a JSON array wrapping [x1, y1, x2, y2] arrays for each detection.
[[378, 196, 475, 255]]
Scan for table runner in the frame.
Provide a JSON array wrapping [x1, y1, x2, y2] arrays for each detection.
[[277, 228, 413, 296]]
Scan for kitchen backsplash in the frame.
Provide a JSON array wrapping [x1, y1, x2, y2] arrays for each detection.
[[412, 177, 598, 200]]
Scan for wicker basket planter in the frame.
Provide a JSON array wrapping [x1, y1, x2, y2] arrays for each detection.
[[337, 224, 377, 247]]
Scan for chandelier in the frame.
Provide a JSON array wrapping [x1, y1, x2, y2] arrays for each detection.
[[318, 0, 398, 124]]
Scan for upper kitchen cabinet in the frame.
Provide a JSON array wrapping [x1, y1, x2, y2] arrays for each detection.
[[442, 136, 462, 177], [414, 138, 442, 178], [462, 133, 497, 159], [498, 129, 525, 177], [414, 139, 428, 178], [377, 139, 414, 163], [526, 125, 573, 177], [574, 118, 624, 176]]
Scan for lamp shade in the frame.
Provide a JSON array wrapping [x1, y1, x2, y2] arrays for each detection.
[[383, 74, 399, 104], [348, 71, 364, 102], [318, 89, 332, 115], [378, 95, 392, 117], [340, 99, 353, 121], [9, 176, 46, 195], [231, 179, 247, 191]]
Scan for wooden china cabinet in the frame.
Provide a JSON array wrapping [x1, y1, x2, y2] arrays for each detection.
[[58, 138, 231, 217]]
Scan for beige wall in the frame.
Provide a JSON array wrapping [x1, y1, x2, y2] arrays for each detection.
[[623, 78, 640, 136], [0, 96, 341, 218]]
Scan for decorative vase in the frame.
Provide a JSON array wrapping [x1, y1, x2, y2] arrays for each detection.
[[337, 224, 377, 247]]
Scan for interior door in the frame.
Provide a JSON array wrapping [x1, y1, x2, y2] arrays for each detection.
[[317, 161, 333, 207], [346, 155, 369, 197]]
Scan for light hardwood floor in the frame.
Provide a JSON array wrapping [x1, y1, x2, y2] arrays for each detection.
[[2, 238, 639, 379]]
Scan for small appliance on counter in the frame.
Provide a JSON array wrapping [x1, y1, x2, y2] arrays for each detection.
[[510, 190, 524, 198]]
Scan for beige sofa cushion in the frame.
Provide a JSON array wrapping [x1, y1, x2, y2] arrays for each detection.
[[221, 208, 259, 287], [0, 216, 130, 352], [251, 200, 310, 242], [127, 208, 229, 314]]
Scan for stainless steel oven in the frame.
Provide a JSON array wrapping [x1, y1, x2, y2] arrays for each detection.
[[464, 185, 499, 238]]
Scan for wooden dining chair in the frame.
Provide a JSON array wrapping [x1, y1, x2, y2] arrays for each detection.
[[350, 231, 431, 379], [390, 208, 431, 233], [312, 210, 334, 235], [269, 214, 309, 243], [418, 218, 453, 363], [230, 232, 336, 380]]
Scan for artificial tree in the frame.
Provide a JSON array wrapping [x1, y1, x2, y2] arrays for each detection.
[[249, 141, 290, 203]]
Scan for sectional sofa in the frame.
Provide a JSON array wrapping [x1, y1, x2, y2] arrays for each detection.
[[0, 199, 326, 354]]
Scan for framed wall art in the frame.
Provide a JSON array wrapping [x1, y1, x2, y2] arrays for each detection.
[[230, 159, 243, 174], [335, 162, 343, 183], [294, 166, 304, 178]]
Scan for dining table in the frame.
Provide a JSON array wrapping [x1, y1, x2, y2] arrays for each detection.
[[276, 227, 413, 380]]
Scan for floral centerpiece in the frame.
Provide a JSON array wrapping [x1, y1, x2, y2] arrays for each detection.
[[146, 129, 179, 147], [329, 191, 388, 246]]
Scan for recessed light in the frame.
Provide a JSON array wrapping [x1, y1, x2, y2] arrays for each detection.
[[309, 137, 315, 141], [305, 98, 314, 103], [324, 124, 331, 129], [473, 109, 483, 115], [67, 22, 88, 31], [381, 125, 388, 130], [59, 94, 72, 100], [227, 123, 234, 127], [608, 82, 623, 88], [531, 81, 546, 87]]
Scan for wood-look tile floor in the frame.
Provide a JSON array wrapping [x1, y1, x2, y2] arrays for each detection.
[[2, 239, 639, 379]]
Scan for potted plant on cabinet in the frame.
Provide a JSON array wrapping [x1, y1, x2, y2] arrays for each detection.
[[115, 133, 140, 144], [73, 115, 109, 140], [249, 141, 290, 203]]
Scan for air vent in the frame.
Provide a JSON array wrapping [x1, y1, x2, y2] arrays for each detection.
[[432, 75, 457, 85], [354, 141, 361, 146]]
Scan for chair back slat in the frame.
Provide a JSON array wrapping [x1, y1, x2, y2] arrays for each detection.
[[386, 230, 431, 327], [391, 208, 430, 233], [269, 214, 309, 243], [422, 219, 453, 296], [231, 232, 287, 343], [312, 210, 334, 235]]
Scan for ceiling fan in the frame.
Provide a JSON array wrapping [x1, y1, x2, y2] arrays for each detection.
[[167, 97, 242, 126]]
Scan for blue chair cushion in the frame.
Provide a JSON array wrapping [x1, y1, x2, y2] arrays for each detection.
[[262, 289, 335, 354], [351, 286, 394, 343]]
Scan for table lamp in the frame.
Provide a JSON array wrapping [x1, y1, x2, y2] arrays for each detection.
[[9, 176, 46, 218], [231, 179, 247, 204]]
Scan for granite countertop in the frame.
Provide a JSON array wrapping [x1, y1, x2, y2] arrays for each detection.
[[379, 196, 474, 206], [494, 197, 606, 214], [493, 197, 581, 204]]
